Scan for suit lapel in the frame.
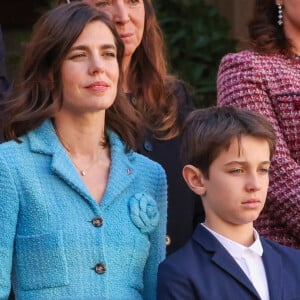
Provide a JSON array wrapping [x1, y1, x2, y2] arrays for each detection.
[[261, 239, 283, 300], [100, 131, 135, 209], [28, 120, 96, 205], [193, 225, 260, 298], [51, 146, 94, 203], [28, 120, 135, 208]]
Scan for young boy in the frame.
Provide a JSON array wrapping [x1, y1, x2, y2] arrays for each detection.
[[157, 106, 300, 300]]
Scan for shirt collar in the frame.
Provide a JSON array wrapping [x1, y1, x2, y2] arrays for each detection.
[[201, 223, 263, 258]]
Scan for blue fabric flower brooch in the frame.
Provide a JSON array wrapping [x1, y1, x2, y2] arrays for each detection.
[[129, 193, 160, 234]]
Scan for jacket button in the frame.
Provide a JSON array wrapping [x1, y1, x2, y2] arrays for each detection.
[[143, 141, 153, 152], [166, 235, 171, 246], [92, 217, 103, 227], [94, 263, 106, 274]]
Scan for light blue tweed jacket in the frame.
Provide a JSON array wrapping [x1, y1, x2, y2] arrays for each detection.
[[0, 120, 167, 300]]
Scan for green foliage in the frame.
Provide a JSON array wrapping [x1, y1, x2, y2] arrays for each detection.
[[4, 30, 31, 81], [154, 0, 236, 107]]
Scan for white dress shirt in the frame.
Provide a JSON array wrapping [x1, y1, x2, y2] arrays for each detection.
[[202, 223, 270, 300]]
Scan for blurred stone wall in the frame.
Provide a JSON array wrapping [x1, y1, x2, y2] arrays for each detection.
[[206, 0, 255, 50]]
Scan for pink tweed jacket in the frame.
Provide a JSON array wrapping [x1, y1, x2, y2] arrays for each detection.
[[217, 50, 300, 249]]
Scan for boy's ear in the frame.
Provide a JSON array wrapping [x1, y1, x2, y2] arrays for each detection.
[[182, 165, 207, 196]]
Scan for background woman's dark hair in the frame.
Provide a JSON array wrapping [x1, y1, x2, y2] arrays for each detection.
[[248, 0, 291, 54], [1, 2, 140, 150], [127, 0, 181, 140]]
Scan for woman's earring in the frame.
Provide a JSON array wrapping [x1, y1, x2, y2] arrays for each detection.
[[277, 4, 283, 26]]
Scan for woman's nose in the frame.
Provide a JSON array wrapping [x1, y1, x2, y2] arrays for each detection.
[[113, 3, 130, 24], [88, 56, 104, 74]]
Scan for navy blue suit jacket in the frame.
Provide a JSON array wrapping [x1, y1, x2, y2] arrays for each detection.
[[157, 224, 300, 300]]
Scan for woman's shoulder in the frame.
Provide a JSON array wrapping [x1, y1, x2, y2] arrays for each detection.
[[132, 150, 166, 175], [219, 50, 260, 70], [0, 137, 28, 158], [0, 139, 30, 181], [109, 130, 166, 175], [220, 50, 289, 69], [220, 49, 251, 62], [170, 79, 193, 101], [165, 78, 195, 123], [218, 50, 289, 87]]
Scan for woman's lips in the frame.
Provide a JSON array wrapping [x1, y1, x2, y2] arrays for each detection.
[[86, 81, 109, 93]]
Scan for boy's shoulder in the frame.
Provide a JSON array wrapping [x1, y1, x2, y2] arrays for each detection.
[[261, 237, 300, 258], [160, 225, 300, 271], [159, 224, 214, 270]]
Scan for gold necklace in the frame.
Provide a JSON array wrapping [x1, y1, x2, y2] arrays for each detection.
[[54, 127, 100, 177]]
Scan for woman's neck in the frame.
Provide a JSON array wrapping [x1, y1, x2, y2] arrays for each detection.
[[53, 114, 106, 157], [284, 24, 300, 55]]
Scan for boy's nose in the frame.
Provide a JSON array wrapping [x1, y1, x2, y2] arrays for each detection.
[[245, 174, 262, 192]]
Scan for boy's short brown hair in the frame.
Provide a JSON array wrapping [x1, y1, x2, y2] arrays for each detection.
[[181, 106, 276, 179]]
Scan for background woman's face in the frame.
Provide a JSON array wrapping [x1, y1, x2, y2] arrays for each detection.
[[84, 0, 145, 60]]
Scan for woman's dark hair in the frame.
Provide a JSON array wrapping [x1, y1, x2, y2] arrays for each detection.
[[56, 0, 184, 139], [128, 0, 181, 139], [248, 0, 291, 55], [1, 2, 140, 150]]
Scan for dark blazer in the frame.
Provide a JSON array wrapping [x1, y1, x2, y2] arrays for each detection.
[[157, 224, 300, 300], [138, 81, 205, 255]]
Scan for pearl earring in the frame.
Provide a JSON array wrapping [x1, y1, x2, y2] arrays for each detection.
[[277, 4, 283, 26]]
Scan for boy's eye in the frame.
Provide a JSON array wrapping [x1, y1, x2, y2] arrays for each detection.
[[258, 168, 269, 174], [94, 0, 139, 8], [95, 1, 110, 8], [229, 169, 243, 174]]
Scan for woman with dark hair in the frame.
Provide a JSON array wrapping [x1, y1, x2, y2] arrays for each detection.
[[0, 3, 167, 299], [57, 0, 205, 256], [217, 0, 300, 248]]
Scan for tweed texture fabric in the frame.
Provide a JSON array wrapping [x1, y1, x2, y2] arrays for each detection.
[[0, 120, 167, 300], [217, 50, 300, 248]]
